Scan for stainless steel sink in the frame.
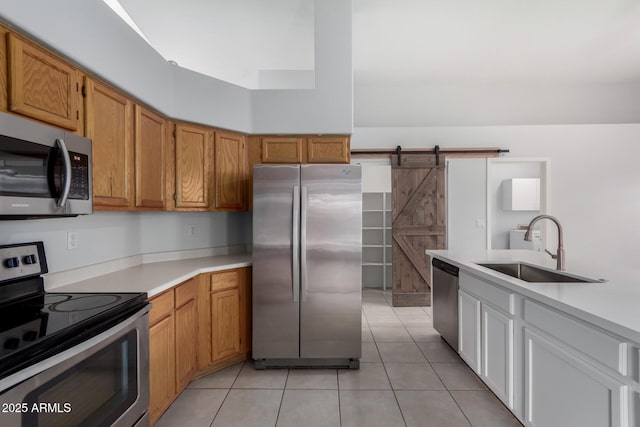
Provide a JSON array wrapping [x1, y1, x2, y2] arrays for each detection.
[[476, 262, 603, 283]]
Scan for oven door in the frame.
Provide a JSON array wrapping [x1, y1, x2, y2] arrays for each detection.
[[0, 307, 149, 427]]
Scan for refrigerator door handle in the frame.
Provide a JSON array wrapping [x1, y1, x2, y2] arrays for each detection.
[[300, 186, 308, 302], [292, 186, 300, 302]]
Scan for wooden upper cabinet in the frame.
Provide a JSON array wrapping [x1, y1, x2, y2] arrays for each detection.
[[215, 131, 247, 210], [0, 26, 10, 112], [261, 137, 303, 163], [84, 77, 134, 208], [174, 123, 214, 209], [6, 33, 79, 130], [306, 136, 350, 163], [135, 105, 166, 209], [254, 136, 350, 165]]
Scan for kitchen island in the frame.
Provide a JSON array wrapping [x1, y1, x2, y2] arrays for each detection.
[[428, 249, 640, 427]]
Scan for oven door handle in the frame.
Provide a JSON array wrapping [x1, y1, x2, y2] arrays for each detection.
[[55, 138, 72, 207]]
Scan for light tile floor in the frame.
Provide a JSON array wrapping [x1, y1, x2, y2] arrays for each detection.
[[157, 289, 522, 427]]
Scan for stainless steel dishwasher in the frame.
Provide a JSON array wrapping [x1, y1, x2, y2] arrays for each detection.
[[432, 258, 459, 352]]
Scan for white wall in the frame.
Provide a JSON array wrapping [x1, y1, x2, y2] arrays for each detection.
[[355, 82, 640, 126], [250, 0, 353, 134], [489, 162, 541, 249], [0, 0, 173, 115], [1, 212, 251, 274], [0, 0, 252, 132], [0, 0, 352, 134], [0, 212, 141, 274], [358, 162, 391, 193], [352, 124, 640, 270], [447, 158, 487, 250], [140, 211, 251, 254], [171, 66, 251, 132]]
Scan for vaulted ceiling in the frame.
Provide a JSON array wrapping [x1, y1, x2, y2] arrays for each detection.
[[108, 0, 640, 89], [113, 0, 314, 89]]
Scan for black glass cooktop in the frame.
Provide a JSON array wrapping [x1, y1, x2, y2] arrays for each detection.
[[0, 282, 147, 380]]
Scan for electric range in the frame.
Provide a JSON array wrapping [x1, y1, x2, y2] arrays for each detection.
[[0, 242, 150, 427]]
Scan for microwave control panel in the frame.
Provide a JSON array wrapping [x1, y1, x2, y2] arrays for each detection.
[[68, 152, 90, 200]]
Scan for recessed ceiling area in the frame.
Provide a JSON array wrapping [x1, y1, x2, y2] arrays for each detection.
[[107, 0, 315, 89], [353, 0, 640, 85]]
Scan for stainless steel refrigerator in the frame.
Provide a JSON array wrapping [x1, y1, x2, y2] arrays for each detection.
[[252, 164, 362, 369]]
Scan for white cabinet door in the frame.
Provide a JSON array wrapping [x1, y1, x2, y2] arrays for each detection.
[[481, 303, 514, 409], [524, 328, 628, 427], [459, 290, 481, 373]]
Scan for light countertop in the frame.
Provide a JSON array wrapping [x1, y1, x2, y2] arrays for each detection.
[[51, 253, 252, 298], [427, 249, 640, 343]]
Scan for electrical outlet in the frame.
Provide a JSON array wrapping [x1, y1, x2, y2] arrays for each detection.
[[188, 225, 197, 236], [67, 232, 78, 250]]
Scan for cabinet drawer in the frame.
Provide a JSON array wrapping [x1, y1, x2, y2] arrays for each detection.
[[149, 290, 174, 326], [210, 270, 240, 292], [460, 272, 514, 314], [524, 299, 628, 375], [175, 279, 197, 308]]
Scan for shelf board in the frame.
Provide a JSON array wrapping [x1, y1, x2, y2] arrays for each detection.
[[362, 262, 385, 266]]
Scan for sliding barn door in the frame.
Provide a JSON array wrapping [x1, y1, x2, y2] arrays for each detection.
[[391, 154, 446, 306]]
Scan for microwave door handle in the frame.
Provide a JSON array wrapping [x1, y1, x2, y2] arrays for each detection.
[[55, 138, 72, 207]]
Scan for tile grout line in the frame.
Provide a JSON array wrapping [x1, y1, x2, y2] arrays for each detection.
[[272, 369, 289, 427], [379, 348, 409, 427], [208, 362, 245, 427], [425, 356, 473, 426], [208, 387, 233, 427], [379, 292, 414, 427]]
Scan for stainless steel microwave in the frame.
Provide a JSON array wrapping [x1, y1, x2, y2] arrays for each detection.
[[0, 112, 92, 218]]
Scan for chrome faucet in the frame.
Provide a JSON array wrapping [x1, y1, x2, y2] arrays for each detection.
[[524, 215, 565, 271]]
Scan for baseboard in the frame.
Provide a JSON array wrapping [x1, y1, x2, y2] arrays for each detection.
[[392, 292, 431, 307], [191, 352, 250, 380]]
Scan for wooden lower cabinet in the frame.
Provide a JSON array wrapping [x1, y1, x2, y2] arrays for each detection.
[[174, 278, 198, 393], [148, 268, 251, 425], [148, 291, 175, 426], [211, 288, 241, 362], [198, 267, 251, 368]]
